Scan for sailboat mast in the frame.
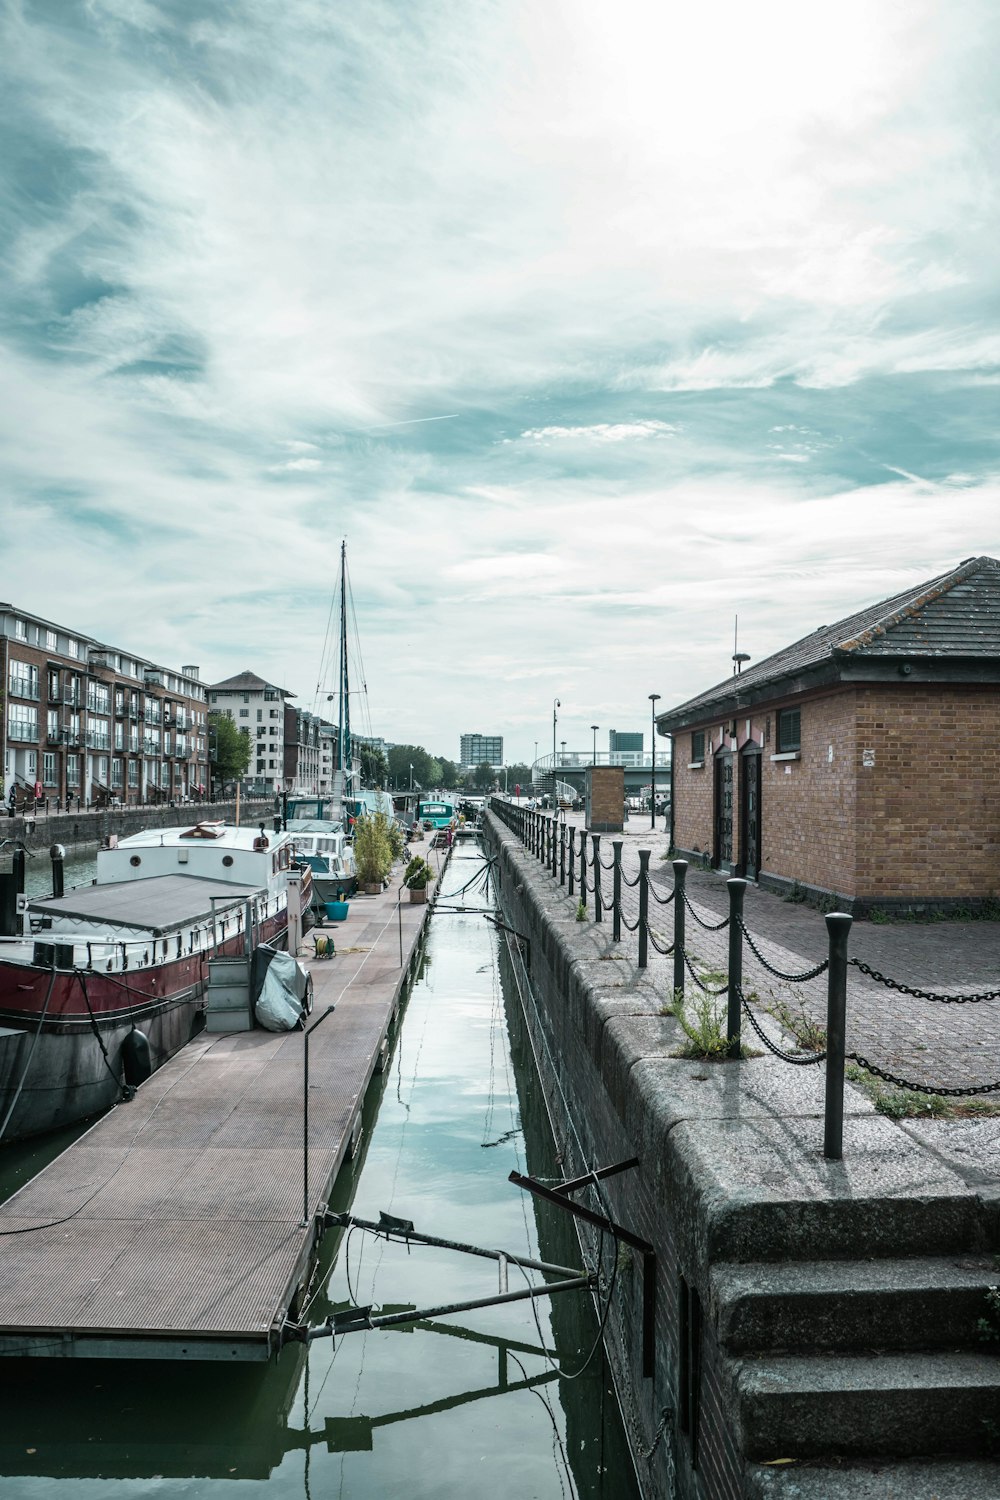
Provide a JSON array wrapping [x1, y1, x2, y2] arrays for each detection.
[[338, 540, 350, 778]]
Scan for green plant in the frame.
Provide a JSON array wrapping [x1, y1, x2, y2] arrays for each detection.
[[766, 996, 827, 1053], [868, 906, 891, 925], [575, 899, 587, 922], [403, 855, 433, 890], [977, 1286, 1000, 1344], [663, 988, 731, 1059], [353, 813, 394, 886], [386, 819, 406, 862], [783, 882, 808, 905]]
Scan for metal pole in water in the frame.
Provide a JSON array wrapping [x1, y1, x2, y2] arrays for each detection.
[[302, 1005, 337, 1226]]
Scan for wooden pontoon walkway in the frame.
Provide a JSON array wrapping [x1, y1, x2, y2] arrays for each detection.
[[0, 867, 436, 1361]]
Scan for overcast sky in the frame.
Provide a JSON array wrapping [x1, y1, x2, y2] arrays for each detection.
[[2, 0, 998, 765]]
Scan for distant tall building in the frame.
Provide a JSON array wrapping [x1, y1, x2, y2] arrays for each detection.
[[609, 730, 643, 754], [460, 732, 503, 768]]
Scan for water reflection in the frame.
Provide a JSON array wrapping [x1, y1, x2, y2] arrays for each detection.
[[0, 844, 638, 1499]]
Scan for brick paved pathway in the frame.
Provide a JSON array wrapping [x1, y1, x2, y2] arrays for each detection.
[[516, 810, 999, 1095]]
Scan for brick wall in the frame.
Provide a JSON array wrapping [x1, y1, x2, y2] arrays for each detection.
[[854, 684, 1000, 902], [672, 732, 714, 860], [757, 692, 857, 895], [589, 765, 625, 832]]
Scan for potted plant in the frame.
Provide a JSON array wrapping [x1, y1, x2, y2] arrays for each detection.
[[404, 855, 433, 904], [353, 813, 393, 895]]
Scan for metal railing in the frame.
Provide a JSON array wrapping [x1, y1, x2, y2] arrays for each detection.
[[489, 798, 999, 1160]]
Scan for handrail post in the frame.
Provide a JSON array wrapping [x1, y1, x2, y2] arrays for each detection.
[[551, 815, 558, 878], [612, 839, 623, 942], [302, 1005, 337, 1226], [559, 821, 566, 886], [824, 912, 852, 1161], [578, 828, 588, 900], [638, 849, 650, 968], [592, 835, 602, 923], [568, 824, 576, 896], [726, 879, 747, 1056], [672, 860, 688, 999]]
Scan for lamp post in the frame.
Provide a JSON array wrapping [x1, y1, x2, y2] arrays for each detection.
[[649, 693, 661, 830], [552, 698, 560, 801], [409, 763, 414, 790], [591, 724, 599, 764]]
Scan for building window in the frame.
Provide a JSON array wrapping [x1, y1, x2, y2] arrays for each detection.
[[8, 661, 39, 700], [67, 638, 79, 658], [7, 704, 38, 742], [66, 756, 80, 789], [87, 681, 110, 715], [14, 618, 26, 641], [42, 752, 57, 786], [239, 708, 249, 717], [777, 708, 801, 753], [128, 759, 138, 788], [691, 730, 705, 761], [112, 759, 123, 788], [45, 630, 57, 650]]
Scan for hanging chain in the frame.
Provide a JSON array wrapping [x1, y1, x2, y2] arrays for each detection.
[[848, 959, 1000, 1004]]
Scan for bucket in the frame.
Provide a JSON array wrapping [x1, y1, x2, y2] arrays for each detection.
[[325, 901, 350, 922]]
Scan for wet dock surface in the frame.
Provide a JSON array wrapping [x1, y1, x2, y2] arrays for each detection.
[[0, 868, 432, 1359]]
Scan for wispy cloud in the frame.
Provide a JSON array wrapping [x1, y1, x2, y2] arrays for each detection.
[[0, 0, 997, 758]]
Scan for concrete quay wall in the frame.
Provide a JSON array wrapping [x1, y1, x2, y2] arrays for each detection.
[[483, 813, 999, 1500], [8, 799, 274, 859]]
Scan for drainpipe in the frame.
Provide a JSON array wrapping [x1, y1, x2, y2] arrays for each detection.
[[668, 734, 675, 853]]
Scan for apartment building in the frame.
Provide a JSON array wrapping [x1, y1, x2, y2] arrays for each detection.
[[206, 671, 292, 795], [460, 732, 503, 769], [1, 604, 209, 807]]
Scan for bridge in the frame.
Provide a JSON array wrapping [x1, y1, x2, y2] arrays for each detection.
[[530, 749, 671, 800]]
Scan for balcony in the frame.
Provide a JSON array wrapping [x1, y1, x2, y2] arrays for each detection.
[[8, 679, 39, 702], [86, 734, 111, 752], [7, 724, 39, 743]]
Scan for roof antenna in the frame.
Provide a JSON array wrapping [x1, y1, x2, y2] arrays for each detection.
[[732, 614, 751, 676]]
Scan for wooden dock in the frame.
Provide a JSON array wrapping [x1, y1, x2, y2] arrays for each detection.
[[0, 869, 435, 1361]]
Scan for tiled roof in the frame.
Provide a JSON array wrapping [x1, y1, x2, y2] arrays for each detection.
[[662, 555, 1000, 725], [207, 670, 292, 695]]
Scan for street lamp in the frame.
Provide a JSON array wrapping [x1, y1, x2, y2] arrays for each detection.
[[591, 724, 599, 764], [409, 763, 414, 790], [649, 694, 661, 830], [552, 698, 560, 801]]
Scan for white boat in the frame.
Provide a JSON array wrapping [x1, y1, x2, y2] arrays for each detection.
[[285, 818, 357, 903], [0, 820, 305, 1141]]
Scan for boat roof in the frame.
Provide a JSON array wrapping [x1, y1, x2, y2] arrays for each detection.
[[286, 819, 345, 834], [110, 822, 292, 851], [29, 874, 259, 936]]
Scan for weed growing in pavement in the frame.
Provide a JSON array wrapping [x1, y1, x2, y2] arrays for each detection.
[[661, 986, 758, 1060], [843, 1063, 999, 1119], [575, 899, 587, 922], [765, 995, 827, 1053], [977, 1286, 1000, 1344], [783, 882, 808, 905]]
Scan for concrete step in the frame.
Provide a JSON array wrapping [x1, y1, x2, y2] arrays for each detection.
[[745, 1458, 1000, 1500], [713, 1255, 999, 1353], [737, 1351, 999, 1460]]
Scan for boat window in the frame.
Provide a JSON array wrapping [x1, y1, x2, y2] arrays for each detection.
[[130, 855, 141, 867], [222, 855, 234, 867]]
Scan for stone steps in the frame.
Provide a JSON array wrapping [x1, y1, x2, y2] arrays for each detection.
[[745, 1458, 1000, 1500], [736, 1350, 999, 1461], [713, 1254, 998, 1353]]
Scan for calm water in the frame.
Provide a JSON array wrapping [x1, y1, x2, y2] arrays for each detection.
[[0, 842, 640, 1500], [23, 849, 98, 901]]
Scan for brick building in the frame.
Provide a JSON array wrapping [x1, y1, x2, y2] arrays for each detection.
[[1, 603, 209, 808], [658, 555, 1000, 913]]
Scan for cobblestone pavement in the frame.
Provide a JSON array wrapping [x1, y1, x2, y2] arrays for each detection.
[[510, 809, 1000, 1095]]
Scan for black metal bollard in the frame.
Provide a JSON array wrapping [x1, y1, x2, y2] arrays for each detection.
[[592, 835, 602, 923], [672, 860, 688, 999], [637, 848, 650, 968], [551, 817, 558, 879], [578, 828, 588, 900], [824, 912, 853, 1161], [568, 825, 576, 896], [50, 842, 65, 899], [612, 840, 623, 942], [559, 822, 566, 886], [726, 879, 747, 1056]]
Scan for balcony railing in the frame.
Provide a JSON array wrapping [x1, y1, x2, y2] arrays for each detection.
[[7, 723, 38, 742], [8, 680, 39, 701]]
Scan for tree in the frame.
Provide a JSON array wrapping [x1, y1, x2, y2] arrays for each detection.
[[359, 744, 389, 788], [470, 761, 495, 791], [387, 744, 438, 789], [505, 762, 533, 792], [209, 712, 251, 785], [437, 757, 460, 789]]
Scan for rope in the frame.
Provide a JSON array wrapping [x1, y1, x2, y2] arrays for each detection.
[[0, 970, 57, 1142], [738, 920, 828, 983], [847, 959, 1000, 1004], [682, 894, 729, 930]]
